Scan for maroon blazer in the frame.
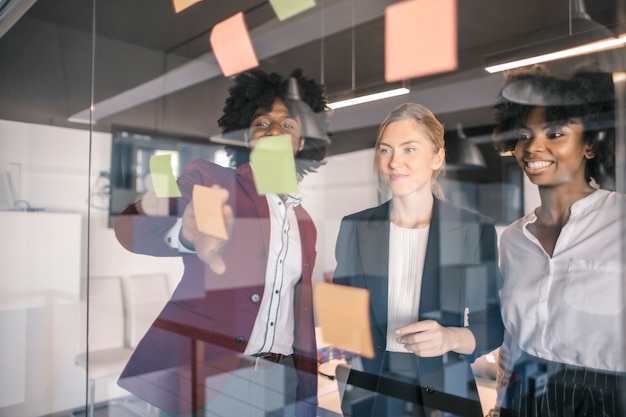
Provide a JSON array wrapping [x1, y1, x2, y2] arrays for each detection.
[[114, 160, 318, 416]]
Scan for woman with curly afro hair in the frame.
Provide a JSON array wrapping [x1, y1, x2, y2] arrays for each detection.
[[114, 69, 331, 417], [492, 64, 625, 417]]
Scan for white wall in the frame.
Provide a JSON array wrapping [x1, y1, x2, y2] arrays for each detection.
[[300, 148, 379, 283], [0, 119, 183, 415]]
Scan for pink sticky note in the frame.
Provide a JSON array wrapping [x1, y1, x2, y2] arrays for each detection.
[[385, 0, 457, 82], [210, 12, 259, 77]]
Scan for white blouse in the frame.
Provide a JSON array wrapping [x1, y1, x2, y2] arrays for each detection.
[[499, 189, 626, 372], [386, 223, 430, 352]]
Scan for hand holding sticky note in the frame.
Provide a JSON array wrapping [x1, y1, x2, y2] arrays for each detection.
[[192, 185, 230, 240], [249, 135, 299, 195], [149, 154, 182, 198]]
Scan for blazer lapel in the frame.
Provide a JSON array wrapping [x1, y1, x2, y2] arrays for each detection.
[[357, 202, 390, 330], [237, 164, 271, 256]]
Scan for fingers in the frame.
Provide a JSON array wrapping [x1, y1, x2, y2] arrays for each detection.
[[140, 190, 170, 216], [395, 319, 436, 336], [395, 320, 450, 357]]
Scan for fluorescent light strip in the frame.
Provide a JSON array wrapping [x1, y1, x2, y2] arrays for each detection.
[[485, 36, 626, 73], [328, 87, 410, 110]]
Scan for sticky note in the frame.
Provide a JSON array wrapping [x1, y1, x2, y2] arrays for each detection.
[[172, 0, 202, 13], [314, 282, 374, 359], [269, 0, 316, 21], [249, 135, 299, 195], [385, 0, 457, 82], [210, 12, 259, 77], [149, 154, 182, 198], [192, 185, 229, 240]]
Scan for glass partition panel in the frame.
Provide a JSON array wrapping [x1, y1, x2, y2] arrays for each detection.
[[0, 0, 94, 415], [1, 0, 624, 416]]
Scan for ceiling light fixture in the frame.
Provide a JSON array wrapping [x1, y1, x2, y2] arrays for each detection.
[[328, 87, 410, 109], [327, 0, 410, 111], [485, 0, 622, 73], [485, 35, 626, 73]]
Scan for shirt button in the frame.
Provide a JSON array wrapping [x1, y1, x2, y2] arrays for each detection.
[[270, 322, 274, 326], [250, 293, 261, 303], [235, 336, 245, 345], [275, 290, 279, 294]]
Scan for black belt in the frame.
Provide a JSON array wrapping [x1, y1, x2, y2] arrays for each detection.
[[252, 352, 291, 363]]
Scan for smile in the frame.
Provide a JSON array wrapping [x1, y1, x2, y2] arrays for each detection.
[[524, 160, 553, 174]]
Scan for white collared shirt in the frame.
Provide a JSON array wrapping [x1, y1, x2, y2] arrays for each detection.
[[499, 189, 626, 372], [245, 193, 302, 355]]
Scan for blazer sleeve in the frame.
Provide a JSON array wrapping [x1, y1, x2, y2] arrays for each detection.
[[467, 218, 505, 358], [332, 215, 359, 286], [113, 159, 224, 257]]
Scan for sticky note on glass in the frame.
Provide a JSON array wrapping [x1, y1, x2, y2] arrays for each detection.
[[269, 0, 316, 21], [192, 185, 229, 240], [149, 154, 182, 198], [249, 135, 299, 195], [385, 0, 457, 82], [172, 0, 202, 13], [210, 12, 259, 77], [314, 282, 374, 359]]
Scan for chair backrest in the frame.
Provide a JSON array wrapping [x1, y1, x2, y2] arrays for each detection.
[[123, 273, 171, 347], [78, 275, 126, 352]]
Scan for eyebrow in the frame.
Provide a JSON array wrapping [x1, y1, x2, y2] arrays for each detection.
[[379, 140, 420, 147], [251, 110, 296, 120]]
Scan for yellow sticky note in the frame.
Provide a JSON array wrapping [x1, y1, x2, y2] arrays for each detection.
[[269, 0, 316, 21], [149, 154, 182, 198], [210, 12, 259, 77], [172, 0, 202, 13], [192, 185, 229, 240], [314, 282, 374, 359], [249, 135, 299, 195], [385, 0, 457, 82]]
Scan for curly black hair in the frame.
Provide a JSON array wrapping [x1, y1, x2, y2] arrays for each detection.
[[492, 64, 615, 187], [217, 68, 331, 180]]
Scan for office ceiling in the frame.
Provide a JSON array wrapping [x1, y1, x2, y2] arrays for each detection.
[[0, 0, 622, 157]]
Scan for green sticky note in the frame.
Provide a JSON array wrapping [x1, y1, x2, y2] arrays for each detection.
[[249, 135, 299, 195], [269, 0, 316, 21], [149, 154, 182, 198]]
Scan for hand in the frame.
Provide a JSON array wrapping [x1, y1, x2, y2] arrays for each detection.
[[139, 190, 170, 216], [395, 320, 476, 357], [181, 186, 233, 274]]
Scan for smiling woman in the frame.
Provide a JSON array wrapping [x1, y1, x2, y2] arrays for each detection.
[[492, 64, 626, 417]]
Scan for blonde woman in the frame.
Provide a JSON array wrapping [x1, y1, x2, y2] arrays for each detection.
[[333, 103, 503, 417]]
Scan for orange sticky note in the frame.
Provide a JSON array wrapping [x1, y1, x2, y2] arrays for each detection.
[[172, 0, 202, 13], [192, 185, 229, 240], [210, 12, 259, 77], [385, 0, 457, 82], [314, 282, 374, 359]]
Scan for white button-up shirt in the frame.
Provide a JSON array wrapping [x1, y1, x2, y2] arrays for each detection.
[[499, 189, 626, 372], [245, 193, 302, 355]]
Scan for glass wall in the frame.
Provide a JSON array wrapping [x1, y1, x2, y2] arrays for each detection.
[[0, 0, 624, 416]]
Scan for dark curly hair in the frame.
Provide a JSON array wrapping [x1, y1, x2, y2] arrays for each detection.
[[217, 68, 331, 180], [492, 64, 615, 187]]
